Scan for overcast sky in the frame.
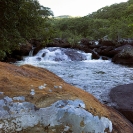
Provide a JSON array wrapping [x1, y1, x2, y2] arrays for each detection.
[[38, 0, 128, 17]]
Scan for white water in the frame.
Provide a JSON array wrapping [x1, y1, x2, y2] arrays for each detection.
[[16, 47, 133, 105]]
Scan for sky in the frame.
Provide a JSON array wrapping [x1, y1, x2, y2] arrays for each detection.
[[38, 0, 128, 17]]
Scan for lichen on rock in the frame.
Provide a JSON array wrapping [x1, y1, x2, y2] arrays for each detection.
[[0, 94, 112, 133]]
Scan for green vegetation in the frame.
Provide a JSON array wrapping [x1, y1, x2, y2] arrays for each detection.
[[0, 0, 133, 60], [0, 0, 53, 60], [53, 0, 133, 41]]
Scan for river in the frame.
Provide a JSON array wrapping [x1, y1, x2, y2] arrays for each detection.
[[15, 47, 133, 105]]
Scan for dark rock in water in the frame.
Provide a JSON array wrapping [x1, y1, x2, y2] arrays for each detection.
[[99, 40, 116, 46], [112, 45, 133, 65], [91, 51, 100, 59], [101, 56, 109, 60], [29, 39, 44, 55], [109, 83, 133, 124], [39, 47, 91, 61], [98, 46, 116, 58], [33, 45, 44, 55], [42, 53, 46, 57], [64, 49, 87, 61], [80, 38, 92, 46], [36, 57, 41, 61]]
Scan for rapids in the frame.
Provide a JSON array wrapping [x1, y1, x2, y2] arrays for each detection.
[[16, 47, 133, 105]]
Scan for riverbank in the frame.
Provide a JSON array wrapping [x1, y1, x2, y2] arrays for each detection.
[[4, 38, 133, 67]]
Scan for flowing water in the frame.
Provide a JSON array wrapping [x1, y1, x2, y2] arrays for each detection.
[[16, 47, 133, 105]]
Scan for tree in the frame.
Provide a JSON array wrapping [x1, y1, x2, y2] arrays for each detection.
[[0, 0, 53, 60]]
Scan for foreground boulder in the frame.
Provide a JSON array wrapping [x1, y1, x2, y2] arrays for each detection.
[[0, 62, 133, 132], [109, 83, 133, 124]]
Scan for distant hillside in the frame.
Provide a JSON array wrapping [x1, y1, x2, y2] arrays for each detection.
[[52, 0, 133, 40], [55, 15, 72, 18], [87, 0, 133, 19]]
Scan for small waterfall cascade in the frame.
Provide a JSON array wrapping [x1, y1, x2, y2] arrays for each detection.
[[25, 47, 92, 62], [29, 46, 36, 57], [16, 47, 133, 105]]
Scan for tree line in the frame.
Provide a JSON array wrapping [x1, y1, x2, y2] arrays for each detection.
[[53, 0, 133, 42], [0, 0, 133, 60]]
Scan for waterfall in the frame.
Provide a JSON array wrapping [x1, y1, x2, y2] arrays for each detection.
[[15, 47, 133, 105], [29, 46, 35, 57], [26, 47, 92, 62]]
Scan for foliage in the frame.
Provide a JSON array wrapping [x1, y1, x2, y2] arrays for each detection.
[[1, 0, 133, 61], [0, 0, 53, 60], [52, 0, 133, 42]]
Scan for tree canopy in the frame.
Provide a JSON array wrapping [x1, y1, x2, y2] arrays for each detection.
[[52, 0, 133, 41], [0, 0, 53, 60]]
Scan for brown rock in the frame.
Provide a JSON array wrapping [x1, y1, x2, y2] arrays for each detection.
[[0, 62, 133, 132], [99, 40, 116, 46], [47, 38, 71, 48]]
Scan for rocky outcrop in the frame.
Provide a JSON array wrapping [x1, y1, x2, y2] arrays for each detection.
[[99, 40, 117, 46], [0, 62, 133, 132], [4, 42, 32, 62], [109, 83, 133, 124], [47, 38, 101, 60], [112, 45, 133, 65], [47, 38, 71, 48]]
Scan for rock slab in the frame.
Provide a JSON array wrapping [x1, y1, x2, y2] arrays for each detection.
[[0, 62, 133, 132]]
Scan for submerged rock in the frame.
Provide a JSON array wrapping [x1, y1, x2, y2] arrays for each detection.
[[0, 62, 133, 132]]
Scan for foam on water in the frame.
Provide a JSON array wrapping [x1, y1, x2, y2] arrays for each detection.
[[23, 47, 92, 63], [16, 47, 133, 105]]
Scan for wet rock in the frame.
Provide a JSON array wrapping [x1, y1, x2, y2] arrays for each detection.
[[4, 42, 32, 62], [109, 83, 133, 124], [29, 39, 44, 55], [99, 40, 116, 46], [80, 38, 92, 46], [14, 42, 32, 56], [112, 45, 133, 65], [91, 50, 100, 59], [37, 47, 92, 61], [101, 56, 109, 60], [63, 48, 88, 61], [98, 46, 115, 58], [47, 38, 71, 48]]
